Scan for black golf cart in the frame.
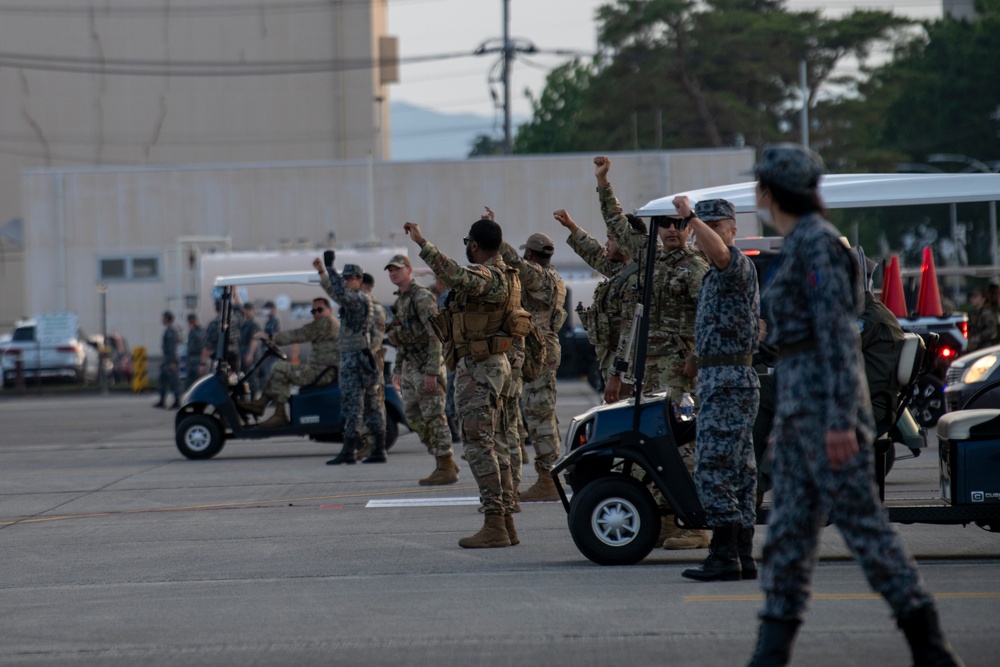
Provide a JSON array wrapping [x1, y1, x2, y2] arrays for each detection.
[[174, 271, 407, 460]]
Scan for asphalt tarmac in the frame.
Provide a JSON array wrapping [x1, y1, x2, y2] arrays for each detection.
[[0, 381, 997, 666]]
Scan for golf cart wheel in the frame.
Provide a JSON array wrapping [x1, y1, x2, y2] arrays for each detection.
[[385, 416, 399, 451], [567, 477, 660, 566], [176, 414, 225, 460], [910, 375, 945, 427]]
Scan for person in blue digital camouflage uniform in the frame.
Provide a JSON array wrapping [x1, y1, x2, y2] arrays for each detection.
[[154, 310, 182, 409], [674, 197, 760, 583], [317, 260, 387, 465], [745, 144, 963, 667]]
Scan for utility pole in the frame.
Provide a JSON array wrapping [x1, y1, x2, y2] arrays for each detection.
[[475, 1, 536, 155], [502, 0, 512, 154]]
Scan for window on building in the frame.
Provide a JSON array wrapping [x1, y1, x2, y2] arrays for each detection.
[[98, 255, 160, 281]]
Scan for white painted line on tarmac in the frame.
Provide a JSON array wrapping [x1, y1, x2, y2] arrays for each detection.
[[367, 495, 570, 508], [367, 497, 481, 508]]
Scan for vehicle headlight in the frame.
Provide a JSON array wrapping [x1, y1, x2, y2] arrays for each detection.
[[962, 354, 998, 384]]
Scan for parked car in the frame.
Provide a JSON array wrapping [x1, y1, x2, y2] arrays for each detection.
[[1, 316, 101, 385], [943, 343, 1000, 411]]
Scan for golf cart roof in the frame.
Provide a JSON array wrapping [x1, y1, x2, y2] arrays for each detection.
[[636, 173, 1000, 217], [214, 272, 322, 288]]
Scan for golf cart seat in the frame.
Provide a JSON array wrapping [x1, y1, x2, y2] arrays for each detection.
[[297, 366, 339, 393]]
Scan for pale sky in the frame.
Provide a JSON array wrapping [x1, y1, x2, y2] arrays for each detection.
[[387, 0, 944, 120]]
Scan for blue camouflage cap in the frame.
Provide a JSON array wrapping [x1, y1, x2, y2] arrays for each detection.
[[341, 263, 363, 277], [694, 199, 736, 222], [754, 143, 824, 195]]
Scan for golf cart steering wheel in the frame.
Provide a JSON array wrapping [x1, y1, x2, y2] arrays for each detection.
[[261, 337, 288, 361]]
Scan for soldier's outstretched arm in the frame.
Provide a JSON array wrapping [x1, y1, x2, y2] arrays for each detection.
[[405, 222, 496, 296], [594, 158, 648, 267]]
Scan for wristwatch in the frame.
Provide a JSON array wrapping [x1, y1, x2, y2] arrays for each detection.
[[682, 211, 697, 223]]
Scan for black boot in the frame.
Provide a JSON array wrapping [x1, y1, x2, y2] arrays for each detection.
[[682, 525, 741, 582], [746, 618, 801, 667], [738, 525, 758, 580], [898, 604, 965, 667], [153, 396, 166, 408], [362, 432, 388, 463], [327, 437, 358, 465]]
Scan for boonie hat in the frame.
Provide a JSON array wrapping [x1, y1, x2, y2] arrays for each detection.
[[342, 263, 363, 278], [520, 232, 556, 254], [754, 143, 825, 195], [694, 199, 736, 222], [384, 254, 412, 270]]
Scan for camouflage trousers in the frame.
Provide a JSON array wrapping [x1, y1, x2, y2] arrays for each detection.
[[265, 361, 336, 402], [341, 350, 385, 440], [760, 413, 932, 621], [643, 353, 694, 402], [495, 367, 523, 499], [398, 357, 452, 457], [522, 367, 560, 470], [455, 353, 511, 516], [694, 386, 758, 527]]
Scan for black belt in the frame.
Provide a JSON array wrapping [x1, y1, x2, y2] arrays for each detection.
[[698, 354, 753, 368], [779, 339, 817, 358]]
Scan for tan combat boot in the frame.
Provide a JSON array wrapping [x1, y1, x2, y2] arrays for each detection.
[[458, 514, 511, 549], [518, 461, 559, 502], [419, 455, 460, 486], [237, 394, 271, 416], [504, 514, 520, 546], [661, 526, 711, 550], [258, 402, 289, 428]]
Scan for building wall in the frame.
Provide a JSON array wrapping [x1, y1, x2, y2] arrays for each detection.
[[0, 0, 393, 329], [20, 149, 755, 352]]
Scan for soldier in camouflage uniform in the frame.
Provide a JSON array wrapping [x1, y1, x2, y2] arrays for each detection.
[[595, 156, 708, 403], [555, 208, 642, 392], [501, 231, 567, 502], [404, 218, 524, 549], [594, 155, 711, 551], [318, 261, 388, 465], [671, 197, 760, 583], [358, 273, 388, 460], [745, 144, 962, 667], [385, 254, 458, 486], [237, 297, 340, 428], [239, 303, 262, 398], [184, 313, 204, 390], [154, 310, 182, 409]]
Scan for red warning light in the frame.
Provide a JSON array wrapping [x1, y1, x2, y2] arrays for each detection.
[[940, 347, 955, 359], [958, 321, 968, 339]]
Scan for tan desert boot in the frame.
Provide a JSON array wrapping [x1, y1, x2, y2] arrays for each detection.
[[419, 455, 460, 486], [458, 514, 511, 549]]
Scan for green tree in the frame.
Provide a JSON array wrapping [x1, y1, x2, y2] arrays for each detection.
[[514, 0, 907, 155], [468, 134, 505, 158]]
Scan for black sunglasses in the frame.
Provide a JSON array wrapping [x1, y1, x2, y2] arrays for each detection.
[[310, 307, 326, 314], [654, 216, 687, 230], [463, 237, 472, 245]]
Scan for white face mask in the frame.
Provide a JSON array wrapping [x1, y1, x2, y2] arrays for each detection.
[[756, 205, 773, 227], [756, 191, 773, 226]]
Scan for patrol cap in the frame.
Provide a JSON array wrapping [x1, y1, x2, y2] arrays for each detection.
[[384, 254, 412, 270], [754, 143, 824, 195], [342, 263, 363, 278], [520, 232, 556, 255], [694, 199, 736, 222]]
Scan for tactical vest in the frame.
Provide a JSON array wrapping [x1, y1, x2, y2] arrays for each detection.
[[429, 262, 530, 366], [340, 292, 374, 352], [583, 261, 638, 350], [388, 284, 434, 348], [647, 249, 700, 356], [523, 265, 568, 335]]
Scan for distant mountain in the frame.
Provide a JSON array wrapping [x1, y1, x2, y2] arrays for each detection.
[[389, 100, 526, 161]]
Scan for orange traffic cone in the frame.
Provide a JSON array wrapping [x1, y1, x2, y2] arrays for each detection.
[[916, 247, 943, 317], [881, 255, 908, 319]]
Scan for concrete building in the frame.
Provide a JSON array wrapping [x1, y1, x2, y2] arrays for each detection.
[[0, 0, 397, 328], [19, 149, 755, 352]]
